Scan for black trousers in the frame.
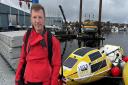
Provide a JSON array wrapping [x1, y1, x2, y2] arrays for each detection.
[[25, 82, 43, 85]]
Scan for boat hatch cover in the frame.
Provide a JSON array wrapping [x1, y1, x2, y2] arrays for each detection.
[[89, 51, 102, 61], [91, 60, 107, 73], [73, 47, 95, 57], [63, 57, 77, 68]]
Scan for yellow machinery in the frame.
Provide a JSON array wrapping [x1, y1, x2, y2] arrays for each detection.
[[81, 26, 98, 33]]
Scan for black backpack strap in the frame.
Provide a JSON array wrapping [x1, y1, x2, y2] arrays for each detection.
[[19, 28, 31, 84], [24, 28, 31, 54], [47, 31, 53, 65]]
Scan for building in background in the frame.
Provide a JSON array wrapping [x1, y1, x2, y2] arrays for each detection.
[[0, 0, 31, 31]]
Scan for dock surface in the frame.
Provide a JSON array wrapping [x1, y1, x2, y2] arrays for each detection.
[[0, 55, 15, 85]]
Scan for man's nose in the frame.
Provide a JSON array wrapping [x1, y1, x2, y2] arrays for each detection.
[[35, 18, 40, 23]]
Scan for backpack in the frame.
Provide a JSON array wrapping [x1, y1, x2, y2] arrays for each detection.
[[19, 28, 53, 85]]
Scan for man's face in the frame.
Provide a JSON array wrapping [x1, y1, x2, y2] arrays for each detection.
[[31, 9, 45, 33]]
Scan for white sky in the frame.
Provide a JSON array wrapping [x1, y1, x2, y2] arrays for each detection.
[[1, 0, 128, 23], [40, 0, 128, 23]]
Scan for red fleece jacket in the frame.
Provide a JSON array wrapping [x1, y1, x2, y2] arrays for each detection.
[[15, 28, 61, 85]]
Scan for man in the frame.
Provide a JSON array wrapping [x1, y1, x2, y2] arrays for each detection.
[[15, 4, 61, 85]]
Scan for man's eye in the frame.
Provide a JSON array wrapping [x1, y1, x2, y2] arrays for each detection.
[[39, 16, 42, 19], [33, 16, 37, 19]]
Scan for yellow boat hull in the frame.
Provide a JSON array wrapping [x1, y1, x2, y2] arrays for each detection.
[[61, 45, 124, 85], [123, 62, 128, 85], [66, 70, 110, 85], [62, 47, 112, 85]]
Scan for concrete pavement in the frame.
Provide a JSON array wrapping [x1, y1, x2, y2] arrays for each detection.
[[0, 55, 15, 85]]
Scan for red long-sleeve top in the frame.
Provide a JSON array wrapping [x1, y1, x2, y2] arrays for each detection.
[[15, 28, 61, 85]]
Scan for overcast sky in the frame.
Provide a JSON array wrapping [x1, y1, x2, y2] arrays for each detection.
[[40, 0, 128, 23]]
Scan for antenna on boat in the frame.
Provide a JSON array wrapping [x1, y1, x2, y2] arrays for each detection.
[[93, 14, 95, 19], [89, 13, 90, 20]]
